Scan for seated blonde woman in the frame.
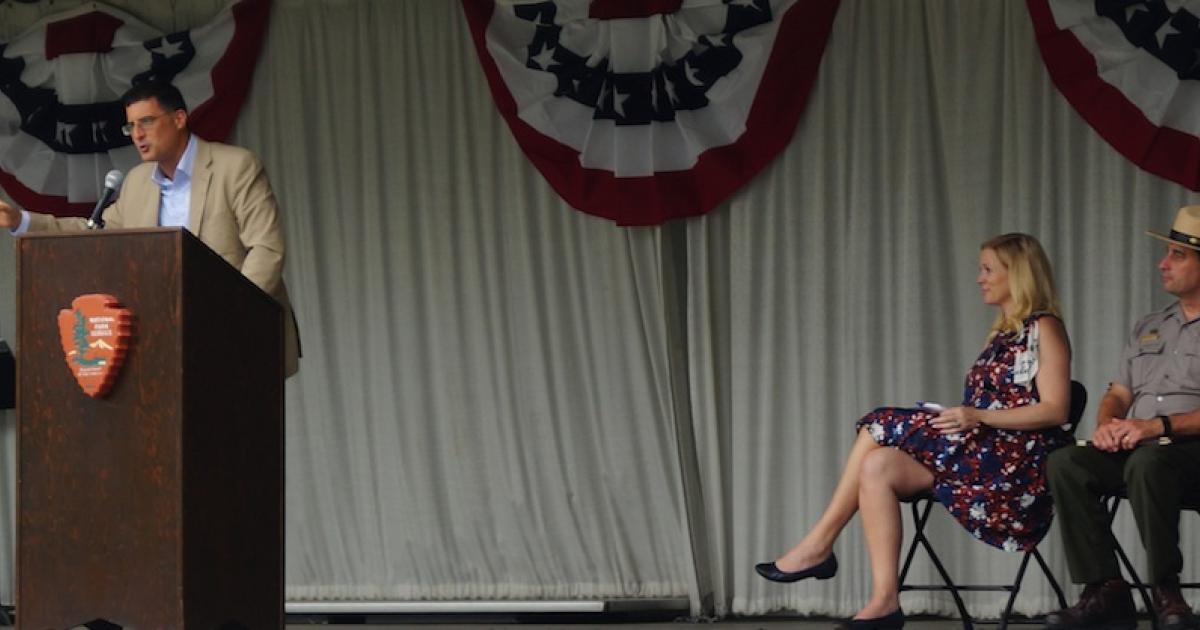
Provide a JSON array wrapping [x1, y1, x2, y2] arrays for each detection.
[[756, 233, 1073, 630]]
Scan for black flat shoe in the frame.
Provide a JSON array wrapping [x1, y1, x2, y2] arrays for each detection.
[[754, 553, 838, 582], [833, 608, 905, 629]]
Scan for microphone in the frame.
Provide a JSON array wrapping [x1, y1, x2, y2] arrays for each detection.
[[86, 169, 124, 229]]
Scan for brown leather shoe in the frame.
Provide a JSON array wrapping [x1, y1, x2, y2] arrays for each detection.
[[1043, 578, 1137, 629], [1152, 581, 1200, 630]]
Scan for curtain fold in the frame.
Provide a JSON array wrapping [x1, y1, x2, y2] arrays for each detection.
[[236, 0, 694, 603], [2, 0, 1200, 618]]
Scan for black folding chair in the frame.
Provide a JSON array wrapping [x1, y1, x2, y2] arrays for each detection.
[[898, 380, 1087, 630], [1104, 485, 1200, 630]]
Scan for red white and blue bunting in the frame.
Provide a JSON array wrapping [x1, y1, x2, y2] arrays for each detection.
[[0, 0, 270, 217], [464, 0, 840, 225], [1029, 0, 1200, 190]]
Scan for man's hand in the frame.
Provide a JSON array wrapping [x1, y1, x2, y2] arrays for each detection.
[[1092, 417, 1158, 452], [0, 200, 19, 230]]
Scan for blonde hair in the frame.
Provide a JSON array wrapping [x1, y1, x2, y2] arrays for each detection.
[[982, 233, 1062, 338]]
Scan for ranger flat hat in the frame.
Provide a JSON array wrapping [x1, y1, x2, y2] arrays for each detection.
[[1147, 205, 1200, 252]]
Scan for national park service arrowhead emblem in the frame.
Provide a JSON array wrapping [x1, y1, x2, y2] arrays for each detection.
[[57, 294, 133, 398]]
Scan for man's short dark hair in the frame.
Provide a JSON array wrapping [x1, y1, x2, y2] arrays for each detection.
[[121, 81, 188, 113]]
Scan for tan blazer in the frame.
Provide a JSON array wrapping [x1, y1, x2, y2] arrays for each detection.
[[27, 137, 300, 377]]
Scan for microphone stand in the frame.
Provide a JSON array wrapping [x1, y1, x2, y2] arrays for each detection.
[[86, 196, 117, 230]]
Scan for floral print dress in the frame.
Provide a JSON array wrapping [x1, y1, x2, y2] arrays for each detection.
[[855, 314, 1071, 552]]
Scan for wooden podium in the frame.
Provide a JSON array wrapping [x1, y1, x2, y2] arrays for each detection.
[[15, 228, 283, 630]]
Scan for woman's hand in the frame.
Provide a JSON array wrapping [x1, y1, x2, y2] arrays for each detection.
[[930, 406, 983, 434]]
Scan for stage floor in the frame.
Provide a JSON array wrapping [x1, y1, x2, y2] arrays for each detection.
[[0, 613, 1168, 628], [0, 620, 1167, 629], [302, 620, 1158, 629]]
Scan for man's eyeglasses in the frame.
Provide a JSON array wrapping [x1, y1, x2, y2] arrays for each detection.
[[121, 114, 168, 136]]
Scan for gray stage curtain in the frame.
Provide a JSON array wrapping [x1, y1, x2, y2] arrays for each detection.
[[688, 1, 1195, 617], [1, 0, 1198, 619]]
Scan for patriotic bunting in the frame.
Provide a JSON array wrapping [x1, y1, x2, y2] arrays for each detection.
[[0, 0, 270, 217], [1029, 0, 1200, 191], [464, 0, 840, 225]]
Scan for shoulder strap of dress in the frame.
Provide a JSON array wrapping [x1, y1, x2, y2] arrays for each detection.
[[1024, 312, 1062, 330], [1019, 312, 1054, 348]]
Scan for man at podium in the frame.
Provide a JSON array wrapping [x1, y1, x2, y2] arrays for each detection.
[[0, 81, 299, 377]]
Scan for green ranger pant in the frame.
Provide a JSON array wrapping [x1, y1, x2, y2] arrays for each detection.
[[1047, 441, 1200, 585]]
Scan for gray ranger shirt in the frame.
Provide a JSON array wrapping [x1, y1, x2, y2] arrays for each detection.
[[1116, 302, 1200, 419]]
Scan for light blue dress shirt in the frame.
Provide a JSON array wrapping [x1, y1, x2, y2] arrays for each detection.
[[152, 134, 198, 228]]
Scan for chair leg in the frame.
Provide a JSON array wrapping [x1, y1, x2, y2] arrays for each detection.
[[904, 497, 974, 630], [1030, 547, 1069, 610], [1112, 532, 1157, 630], [898, 499, 930, 586], [1107, 497, 1158, 630], [995, 550, 1033, 630], [915, 528, 974, 629]]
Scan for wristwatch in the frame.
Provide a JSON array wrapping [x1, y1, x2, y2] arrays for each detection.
[[1158, 414, 1173, 439]]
